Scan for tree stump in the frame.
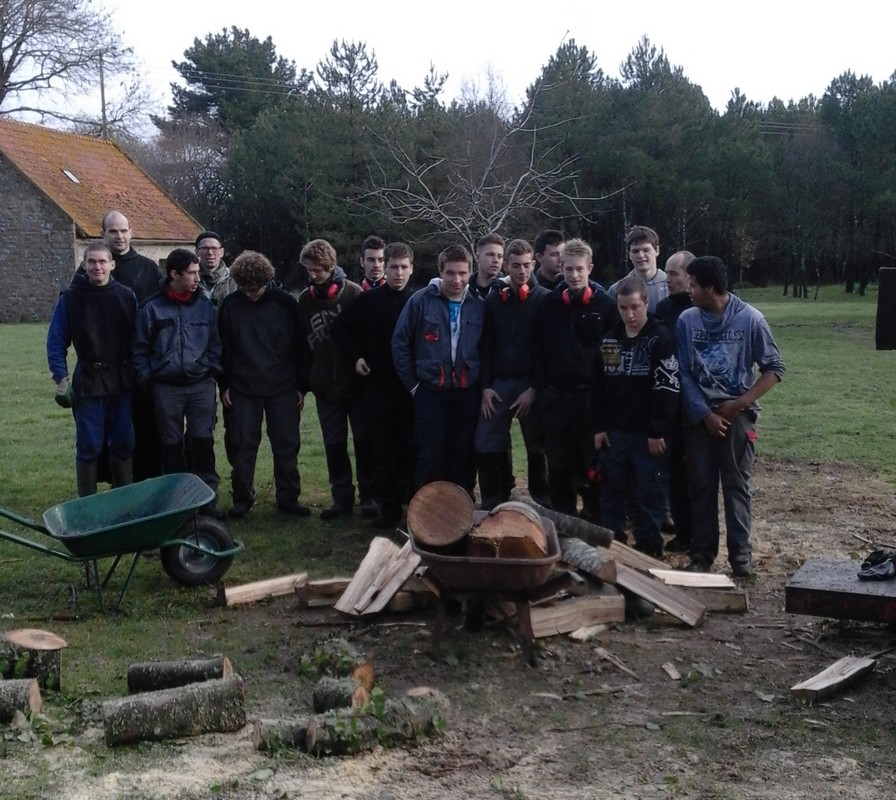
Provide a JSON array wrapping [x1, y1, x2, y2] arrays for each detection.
[[102, 674, 246, 746], [127, 655, 233, 694], [0, 679, 42, 722], [2, 629, 68, 692]]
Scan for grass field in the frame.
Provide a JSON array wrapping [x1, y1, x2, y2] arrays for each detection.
[[0, 283, 893, 697]]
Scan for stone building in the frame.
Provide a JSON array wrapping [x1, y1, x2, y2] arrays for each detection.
[[0, 118, 201, 322]]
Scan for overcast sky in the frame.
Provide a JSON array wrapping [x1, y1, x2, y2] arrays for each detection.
[[108, 0, 893, 123]]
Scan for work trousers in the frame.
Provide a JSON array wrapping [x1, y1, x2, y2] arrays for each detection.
[[413, 385, 479, 493], [315, 396, 375, 507], [599, 429, 667, 554], [684, 411, 756, 567], [74, 392, 134, 464], [228, 390, 302, 507], [538, 387, 597, 517]]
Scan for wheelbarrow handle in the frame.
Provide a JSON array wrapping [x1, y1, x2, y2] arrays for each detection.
[[0, 505, 50, 534]]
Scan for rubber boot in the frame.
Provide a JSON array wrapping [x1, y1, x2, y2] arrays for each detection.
[[109, 458, 133, 489], [477, 453, 506, 511], [76, 461, 98, 497], [527, 451, 551, 506]]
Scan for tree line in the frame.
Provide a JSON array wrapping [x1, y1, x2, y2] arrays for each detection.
[[3, 6, 891, 292]]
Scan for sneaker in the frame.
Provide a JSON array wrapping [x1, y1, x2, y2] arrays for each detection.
[[277, 501, 311, 517], [684, 559, 709, 573], [228, 501, 252, 519], [320, 503, 352, 520], [359, 499, 380, 518], [730, 561, 754, 578], [665, 535, 691, 553]]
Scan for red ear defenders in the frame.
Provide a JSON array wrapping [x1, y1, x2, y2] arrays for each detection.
[[500, 283, 531, 303], [361, 277, 385, 291], [310, 278, 341, 300], [561, 285, 593, 306]]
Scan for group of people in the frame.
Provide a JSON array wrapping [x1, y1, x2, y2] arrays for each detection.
[[47, 215, 785, 576]]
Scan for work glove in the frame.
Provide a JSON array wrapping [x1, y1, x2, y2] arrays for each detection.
[[54, 377, 74, 409]]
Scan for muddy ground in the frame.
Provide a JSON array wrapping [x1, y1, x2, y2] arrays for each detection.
[[5, 457, 896, 800]]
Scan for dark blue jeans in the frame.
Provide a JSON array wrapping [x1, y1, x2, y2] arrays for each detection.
[[413, 385, 479, 493], [684, 412, 756, 567], [599, 429, 667, 553], [74, 392, 134, 464]]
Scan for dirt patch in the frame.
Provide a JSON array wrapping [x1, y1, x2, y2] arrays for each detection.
[[5, 457, 896, 800]]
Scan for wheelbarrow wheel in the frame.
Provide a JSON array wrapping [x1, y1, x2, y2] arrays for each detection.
[[160, 516, 235, 586]]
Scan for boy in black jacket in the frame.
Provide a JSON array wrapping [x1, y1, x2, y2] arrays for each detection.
[[592, 276, 680, 557], [217, 251, 309, 518]]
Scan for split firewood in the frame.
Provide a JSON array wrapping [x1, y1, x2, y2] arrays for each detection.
[[253, 687, 449, 755], [509, 490, 613, 547], [608, 541, 667, 572], [648, 569, 737, 589], [102, 674, 246, 746], [351, 540, 421, 615], [126, 655, 233, 694], [530, 596, 626, 638], [2, 628, 68, 692], [299, 578, 352, 607], [613, 564, 705, 627], [334, 538, 403, 615], [560, 538, 617, 583], [685, 587, 749, 613], [312, 675, 370, 712], [219, 573, 308, 607], [790, 656, 876, 703], [0, 679, 42, 722]]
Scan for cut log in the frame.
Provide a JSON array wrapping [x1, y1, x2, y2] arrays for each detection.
[[613, 564, 706, 627], [306, 689, 449, 755], [252, 717, 311, 751], [3, 628, 68, 691], [790, 656, 876, 703], [685, 587, 749, 613], [312, 675, 370, 712], [126, 655, 233, 694], [102, 674, 246, 746], [253, 688, 449, 755], [468, 503, 547, 559], [407, 481, 474, 549], [509, 490, 613, 547], [530, 595, 625, 638], [560, 537, 617, 583], [219, 573, 308, 607], [608, 541, 667, 572], [648, 569, 737, 589], [0, 679, 42, 722]]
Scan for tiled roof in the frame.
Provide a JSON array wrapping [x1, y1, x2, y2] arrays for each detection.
[[0, 117, 201, 241]]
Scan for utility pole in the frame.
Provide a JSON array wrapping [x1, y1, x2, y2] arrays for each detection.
[[99, 53, 108, 139]]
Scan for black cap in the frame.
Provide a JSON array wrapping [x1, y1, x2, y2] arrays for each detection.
[[195, 230, 223, 248]]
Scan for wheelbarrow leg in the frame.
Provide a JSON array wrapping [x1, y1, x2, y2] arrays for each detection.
[[112, 553, 142, 610], [515, 600, 536, 667], [90, 560, 105, 612]]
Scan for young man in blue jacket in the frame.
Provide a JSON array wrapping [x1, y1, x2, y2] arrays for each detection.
[[677, 256, 785, 577], [132, 248, 224, 517], [392, 243, 484, 493]]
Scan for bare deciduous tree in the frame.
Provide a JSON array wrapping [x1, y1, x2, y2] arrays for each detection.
[[0, 0, 134, 124]]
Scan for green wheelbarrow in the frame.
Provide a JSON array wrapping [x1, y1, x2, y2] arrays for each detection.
[[0, 473, 243, 610]]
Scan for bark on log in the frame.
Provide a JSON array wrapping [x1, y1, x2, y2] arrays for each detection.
[[102, 674, 246, 746], [312, 676, 370, 712], [509, 490, 613, 547], [126, 656, 233, 694], [2, 628, 67, 692], [0, 679, 42, 722], [253, 688, 449, 755], [560, 537, 617, 583]]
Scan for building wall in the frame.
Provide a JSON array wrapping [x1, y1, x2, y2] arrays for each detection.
[[0, 157, 77, 323]]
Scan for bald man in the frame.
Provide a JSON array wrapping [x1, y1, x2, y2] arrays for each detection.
[[101, 210, 163, 304]]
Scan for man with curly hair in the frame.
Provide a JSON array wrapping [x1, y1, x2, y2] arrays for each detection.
[[218, 251, 309, 518]]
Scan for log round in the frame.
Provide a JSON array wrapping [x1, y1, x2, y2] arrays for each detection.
[[407, 481, 474, 549], [468, 502, 547, 559], [126, 656, 233, 694], [102, 674, 246, 746], [0, 679, 42, 722]]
